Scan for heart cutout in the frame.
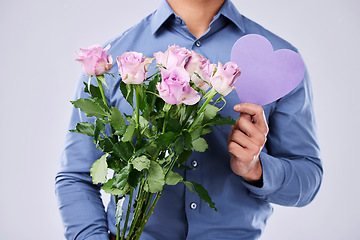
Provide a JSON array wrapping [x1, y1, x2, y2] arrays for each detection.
[[231, 34, 305, 106]]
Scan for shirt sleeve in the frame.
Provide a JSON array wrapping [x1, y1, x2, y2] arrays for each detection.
[[241, 69, 323, 207], [55, 75, 110, 240]]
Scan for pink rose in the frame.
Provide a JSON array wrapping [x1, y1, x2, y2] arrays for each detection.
[[201, 62, 217, 83], [210, 62, 241, 96], [154, 45, 190, 69], [75, 44, 113, 76], [185, 50, 206, 76], [116, 52, 153, 84], [185, 51, 217, 91], [156, 67, 200, 105]]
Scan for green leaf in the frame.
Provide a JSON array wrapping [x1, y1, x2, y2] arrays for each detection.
[[192, 137, 208, 152], [112, 164, 132, 190], [125, 114, 135, 125], [99, 137, 115, 153], [147, 74, 160, 108], [204, 104, 220, 121], [177, 150, 192, 165], [179, 104, 197, 125], [165, 119, 182, 133], [190, 127, 203, 141], [206, 115, 236, 127], [155, 132, 178, 150], [135, 138, 147, 152], [181, 180, 194, 193], [177, 164, 194, 171], [139, 115, 149, 132], [71, 98, 109, 118], [114, 126, 127, 136], [189, 111, 204, 129], [120, 81, 134, 107], [158, 152, 174, 165], [133, 140, 153, 158], [173, 135, 185, 155], [84, 82, 102, 100], [154, 98, 165, 116], [90, 154, 108, 184], [132, 156, 151, 171], [137, 84, 149, 116], [115, 196, 125, 227], [144, 161, 165, 193], [102, 179, 129, 195], [201, 127, 213, 136], [94, 119, 104, 143], [70, 122, 95, 136], [107, 158, 125, 172], [146, 144, 159, 158], [192, 181, 217, 211], [110, 107, 126, 131], [182, 131, 193, 151], [95, 118, 105, 132], [96, 75, 109, 91], [165, 171, 183, 185], [128, 169, 143, 188], [163, 103, 172, 112], [123, 124, 136, 142], [113, 141, 134, 161]]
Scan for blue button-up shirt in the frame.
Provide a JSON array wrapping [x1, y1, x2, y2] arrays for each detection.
[[55, 1, 323, 239]]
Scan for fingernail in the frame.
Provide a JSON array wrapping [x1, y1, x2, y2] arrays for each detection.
[[234, 104, 240, 110]]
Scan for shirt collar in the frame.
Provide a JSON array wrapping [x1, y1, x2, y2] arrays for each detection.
[[151, 0, 175, 35], [151, 0, 245, 35], [217, 0, 245, 32]]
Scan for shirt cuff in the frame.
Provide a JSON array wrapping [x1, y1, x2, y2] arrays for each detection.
[[241, 152, 286, 197], [84, 233, 110, 240]]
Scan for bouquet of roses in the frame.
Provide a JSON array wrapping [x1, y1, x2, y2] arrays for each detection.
[[72, 44, 240, 240]]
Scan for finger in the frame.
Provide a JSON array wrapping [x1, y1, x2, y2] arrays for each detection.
[[237, 115, 268, 147], [231, 128, 265, 155], [234, 103, 268, 133], [237, 114, 258, 137], [230, 129, 254, 149], [228, 142, 258, 167], [228, 141, 247, 159]]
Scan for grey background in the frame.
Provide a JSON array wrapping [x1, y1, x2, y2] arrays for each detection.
[[0, 0, 359, 239]]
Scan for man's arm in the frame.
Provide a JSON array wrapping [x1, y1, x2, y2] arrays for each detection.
[[55, 77, 110, 240], [228, 70, 323, 207]]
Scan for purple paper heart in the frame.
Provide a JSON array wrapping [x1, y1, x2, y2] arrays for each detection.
[[231, 34, 305, 106]]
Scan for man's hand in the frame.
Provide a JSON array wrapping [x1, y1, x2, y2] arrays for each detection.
[[227, 103, 269, 184]]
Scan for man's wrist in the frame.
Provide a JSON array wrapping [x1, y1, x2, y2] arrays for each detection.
[[242, 159, 263, 187]]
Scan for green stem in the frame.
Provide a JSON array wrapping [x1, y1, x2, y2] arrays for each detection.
[[115, 196, 120, 240], [189, 88, 217, 131], [121, 189, 133, 240], [145, 70, 160, 81], [96, 77, 114, 136], [129, 191, 150, 240], [164, 155, 178, 177], [134, 192, 161, 240], [134, 192, 154, 239], [132, 155, 178, 239], [128, 176, 146, 235], [162, 109, 170, 133], [97, 78, 109, 110], [134, 85, 141, 137]]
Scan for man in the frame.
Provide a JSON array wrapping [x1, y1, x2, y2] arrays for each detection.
[[55, 0, 323, 239]]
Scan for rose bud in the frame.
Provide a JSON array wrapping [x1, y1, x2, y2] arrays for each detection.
[[116, 52, 153, 84], [75, 44, 113, 76]]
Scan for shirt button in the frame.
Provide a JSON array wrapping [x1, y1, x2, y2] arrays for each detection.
[[190, 202, 197, 210], [195, 40, 201, 47], [176, 18, 182, 24], [191, 160, 198, 168]]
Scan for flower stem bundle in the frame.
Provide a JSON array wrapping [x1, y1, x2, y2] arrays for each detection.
[[71, 44, 240, 240]]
